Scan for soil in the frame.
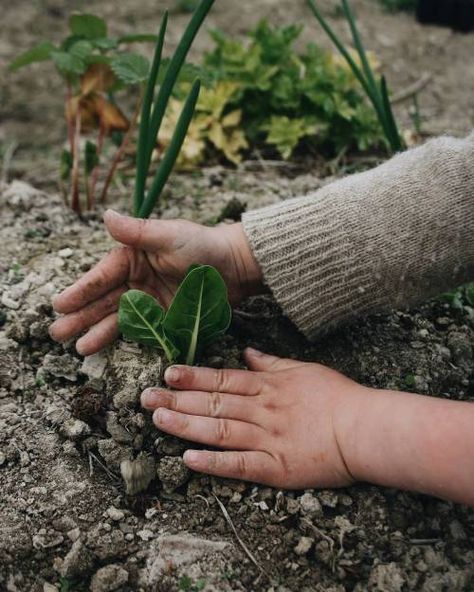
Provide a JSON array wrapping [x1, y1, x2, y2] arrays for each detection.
[[1, 1, 474, 592]]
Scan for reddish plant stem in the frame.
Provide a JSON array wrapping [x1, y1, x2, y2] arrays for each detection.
[[100, 95, 142, 205], [71, 109, 82, 215]]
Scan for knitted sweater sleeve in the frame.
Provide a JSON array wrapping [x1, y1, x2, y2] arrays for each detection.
[[241, 132, 474, 340]]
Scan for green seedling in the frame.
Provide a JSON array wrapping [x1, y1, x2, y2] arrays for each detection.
[[118, 265, 231, 365], [10, 2, 214, 214], [133, 0, 214, 218], [307, 0, 405, 154], [10, 13, 159, 212]]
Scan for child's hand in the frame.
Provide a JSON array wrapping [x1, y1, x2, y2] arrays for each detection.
[[49, 210, 262, 356], [142, 348, 365, 489], [142, 348, 474, 505]]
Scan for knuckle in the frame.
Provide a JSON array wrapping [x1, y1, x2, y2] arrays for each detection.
[[164, 390, 178, 411], [234, 452, 248, 478], [215, 419, 231, 444], [214, 369, 231, 392], [207, 392, 223, 417], [274, 451, 290, 482]]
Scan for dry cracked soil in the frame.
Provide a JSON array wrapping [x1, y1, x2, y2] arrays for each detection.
[[1, 1, 474, 591]]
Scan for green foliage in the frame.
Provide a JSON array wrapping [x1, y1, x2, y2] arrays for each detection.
[[10, 13, 157, 79], [178, 575, 206, 591], [164, 19, 387, 165], [134, 0, 214, 218], [69, 14, 108, 39], [441, 283, 474, 310], [111, 53, 150, 85], [307, 0, 404, 154], [118, 265, 231, 365], [84, 141, 99, 174]]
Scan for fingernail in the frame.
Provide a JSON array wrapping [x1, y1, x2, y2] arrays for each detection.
[[183, 450, 200, 465], [165, 366, 180, 384], [141, 388, 158, 407], [154, 408, 172, 426], [246, 347, 263, 357], [104, 209, 121, 222]]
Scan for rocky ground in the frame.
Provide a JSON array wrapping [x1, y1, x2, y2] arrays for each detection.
[[1, 177, 474, 592], [1, 0, 474, 591]]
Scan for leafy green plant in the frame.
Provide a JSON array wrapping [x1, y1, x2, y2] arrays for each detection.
[[159, 20, 387, 166], [10, 13, 158, 212], [118, 265, 231, 365], [10, 3, 213, 215], [307, 0, 405, 154], [441, 283, 474, 311]]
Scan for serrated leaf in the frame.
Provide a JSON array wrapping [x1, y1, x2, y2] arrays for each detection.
[[118, 290, 178, 361], [163, 265, 231, 365], [69, 40, 94, 61], [51, 50, 87, 75], [9, 42, 56, 71], [92, 37, 119, 50], [69, 14, 107, 40], [111, 53, 150, 85]]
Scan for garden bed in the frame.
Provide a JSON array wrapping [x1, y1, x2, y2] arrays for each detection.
[[1, 176, 473, 591], [1, 1, 474, 590]]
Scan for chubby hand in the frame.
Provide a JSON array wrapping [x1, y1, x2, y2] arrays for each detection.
[[141, 348, 367, 489]]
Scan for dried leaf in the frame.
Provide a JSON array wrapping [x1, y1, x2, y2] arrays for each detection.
[[80, 63, 116, 95]]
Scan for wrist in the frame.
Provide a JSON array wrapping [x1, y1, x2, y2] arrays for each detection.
[[224, 223, 265, 299]]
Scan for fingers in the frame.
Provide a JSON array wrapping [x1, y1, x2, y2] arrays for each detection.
[[244, 347, 304, 373], [153, 408, 265, 450], [104, 209, 178, 252], [183, 450, 281, 485], [141, 388, 261, 425], [164, 365, 263, 396], [53, 248, 131, 314], [75, 312, 119, 356], [49, 286, 126, 343]]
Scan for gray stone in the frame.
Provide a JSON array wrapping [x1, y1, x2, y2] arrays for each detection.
[[97, 439, 133, 473], [42, 354, 80, 382], [61, 418, 91, 441], [90, 564, 129, 592], [157, 456, 191, 492], [144, 534, 230, 584], [80, 352, 108, 384], [59, 540, 94, 578], [120, 454, 155, 495], [299, 492, 322, 516]]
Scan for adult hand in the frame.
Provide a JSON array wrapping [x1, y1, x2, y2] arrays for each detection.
[[49, 210, 262, 356]]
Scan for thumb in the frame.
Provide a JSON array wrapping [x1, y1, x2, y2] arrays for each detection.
[[104, 209, 171, 252], [244, 348, 304, 372]]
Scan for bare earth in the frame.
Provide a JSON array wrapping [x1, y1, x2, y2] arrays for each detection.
[[0, 1, 474, 591]]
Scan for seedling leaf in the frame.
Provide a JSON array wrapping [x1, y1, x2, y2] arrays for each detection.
[[138, 78, 201, 218], [163, 265, 231, 365], [51, 50, 87, 75], [9, 42, 56, 71], [111, 53, 150, 85], [69, 14, 108, 40], [118, 290, 178, 362]]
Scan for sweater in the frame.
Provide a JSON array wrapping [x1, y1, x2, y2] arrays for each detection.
[[242, 132, 474, 341]]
